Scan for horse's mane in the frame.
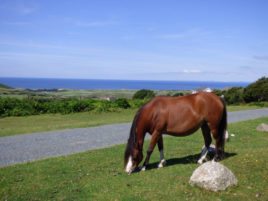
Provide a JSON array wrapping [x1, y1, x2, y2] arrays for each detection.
[[124, 106, 143, 167]]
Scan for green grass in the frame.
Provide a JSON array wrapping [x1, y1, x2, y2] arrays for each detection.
[[227, 105, 263, 112], [0, 105, 265, 137], [0, 117, 268, 200], [0, 109, 136, 137]]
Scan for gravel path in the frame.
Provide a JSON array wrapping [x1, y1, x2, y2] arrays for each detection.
[[1, 108, 268, 167]]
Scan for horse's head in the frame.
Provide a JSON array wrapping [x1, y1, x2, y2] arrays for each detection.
[[124, 144, 143, 174], [124, 109, 145, 174]]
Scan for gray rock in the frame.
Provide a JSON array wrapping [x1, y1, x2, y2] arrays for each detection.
[[256, 123, 268, 132], [189, 161, 238, 191]]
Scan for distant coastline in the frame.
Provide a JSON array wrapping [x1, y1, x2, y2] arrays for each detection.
[[0, 77, 250, 91]]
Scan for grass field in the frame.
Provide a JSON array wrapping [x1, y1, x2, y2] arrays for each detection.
[[0, 88, 188, 99], [0, 117, 268, 200], [0, 109, 136, 137], [0, 105, 264, 137]]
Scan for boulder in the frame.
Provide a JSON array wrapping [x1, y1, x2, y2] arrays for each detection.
[[256, 123, 268, 132], [189, 161, 238, 191]]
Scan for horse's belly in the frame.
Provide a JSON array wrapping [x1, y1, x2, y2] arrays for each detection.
[[165, 118, 201, 136]]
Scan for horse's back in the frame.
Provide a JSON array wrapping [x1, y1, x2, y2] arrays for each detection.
[[195, 92, 225, 118], [140, 92, 224, 135]]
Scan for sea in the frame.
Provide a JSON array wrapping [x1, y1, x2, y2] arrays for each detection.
[[0, 77, 250, 91]]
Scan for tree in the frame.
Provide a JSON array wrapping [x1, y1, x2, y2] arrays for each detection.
[[132, 89, 155, 99], [114, 98, 130, 109], [222, 87, 244, 104], [244, 77, 268, 102]]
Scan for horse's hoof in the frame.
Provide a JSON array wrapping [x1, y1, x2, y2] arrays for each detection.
[[213, 156, 221, 162], [141, 166, 146, 171], [158, 159, 167, 168], [158, 163, 163, 168], [197, 158, 208, 164], [197, 155, 209, 164], [197, 159, 203, 164]]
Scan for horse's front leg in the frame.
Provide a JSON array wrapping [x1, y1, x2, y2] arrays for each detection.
[[157, 136, 167, 168], [141, 131, 160, 171]]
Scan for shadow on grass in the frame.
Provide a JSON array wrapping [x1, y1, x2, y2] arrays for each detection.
[[144, 152, 237, 171]]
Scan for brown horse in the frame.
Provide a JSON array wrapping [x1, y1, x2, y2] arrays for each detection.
[[124, 92, 227, 174]]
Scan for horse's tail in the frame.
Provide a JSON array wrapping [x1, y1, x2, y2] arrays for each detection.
[[124, 108, 142, 167], [218, 96, 227, 151]]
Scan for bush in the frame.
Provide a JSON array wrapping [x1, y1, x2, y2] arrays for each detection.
[[114, 98, 130, 109], [93, 100, 113, 113], [0, 97, 35, 116], [222, 87, 245, 104], [212, 89, 222, 96], [0, 97, 98, 117], [244, 77, 268, 102], [172, 92, 184, 97], [132, 89, 155, 100]]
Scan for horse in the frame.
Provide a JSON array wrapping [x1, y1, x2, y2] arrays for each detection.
[[124, 92, 227, 174]]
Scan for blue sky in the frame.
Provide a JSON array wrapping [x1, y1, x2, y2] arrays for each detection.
[[0, 0, 267, 81]]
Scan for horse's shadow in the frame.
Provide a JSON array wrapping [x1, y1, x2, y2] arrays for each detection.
[[144, 152, 237, 171]]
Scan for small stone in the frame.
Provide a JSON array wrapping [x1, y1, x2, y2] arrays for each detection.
[[189, 161, 238, 191], [255, 192, 261, 198], [256, 123, 268, 132]]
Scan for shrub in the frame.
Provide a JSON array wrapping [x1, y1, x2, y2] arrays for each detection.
[[114, 98, 130, 109], [93, 100, 113, 112], [172, 92, 184, 97], [128, 99, 148, 109], [0, 97, 98, 117], [0, 97, 36, 116], [244, 77, 268, 102], [222, 87, 245, 104], [212, 89, 222, 96], [132, 89, 155, 100]]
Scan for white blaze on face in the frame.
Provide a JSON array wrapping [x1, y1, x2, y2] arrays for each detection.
[[125, 156, 133, 173]]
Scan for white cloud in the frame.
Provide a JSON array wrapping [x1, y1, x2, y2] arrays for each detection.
[[157, 28, 211, 40], [253, 55, 268, 61], [182, 69, 202, 74], [75, 20, 118, 27], [0, 1, 38, 15], [14, 2, 37, 15], [158, 33, 187, 39], [62, 17, 120, 28], [2, 21, 30, 26], [18, 5, 36, 15]]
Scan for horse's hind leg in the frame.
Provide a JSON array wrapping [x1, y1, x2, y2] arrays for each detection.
[[157, 136, 167, 168], [210, 127, 224, 161], [141, 130, 161, 171], [198, 123, 212, 164]]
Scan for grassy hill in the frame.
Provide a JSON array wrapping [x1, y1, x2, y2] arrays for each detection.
[[0, 83, 12, 89]]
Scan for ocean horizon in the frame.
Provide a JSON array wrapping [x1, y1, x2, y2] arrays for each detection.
[[0, 77, 250, 91]]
